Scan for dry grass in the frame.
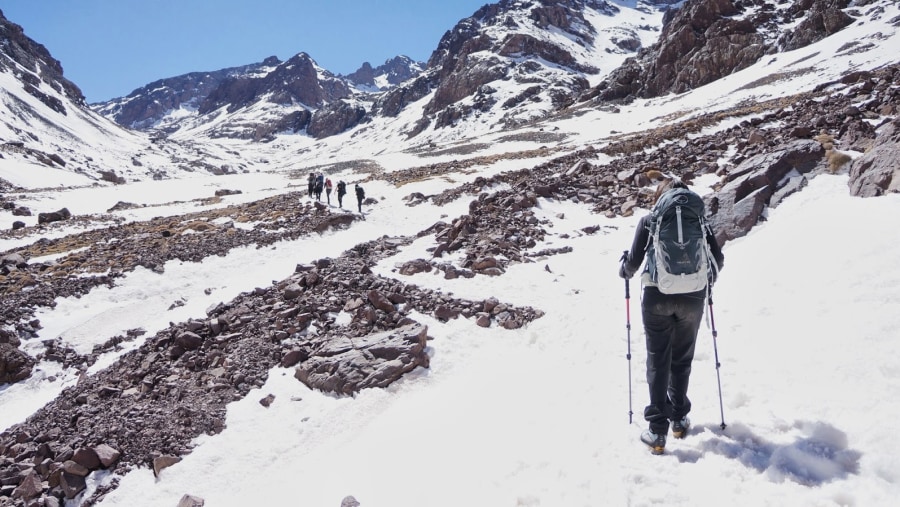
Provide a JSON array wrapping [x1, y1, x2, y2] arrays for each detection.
[[827, 150, 853, 173]]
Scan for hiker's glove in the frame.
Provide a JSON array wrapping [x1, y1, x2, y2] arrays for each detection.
[[618, 251, 633, 279]]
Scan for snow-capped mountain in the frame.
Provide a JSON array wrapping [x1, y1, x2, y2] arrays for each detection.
[[89, 0, 670, 142], [0, 9, 263, 187], [91, 56, 283, 131]]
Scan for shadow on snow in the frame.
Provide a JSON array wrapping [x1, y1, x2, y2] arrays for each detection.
[[670, 420, 861, 486]]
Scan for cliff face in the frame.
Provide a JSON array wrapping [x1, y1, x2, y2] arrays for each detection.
[[589, 0, 856, 103], [0, 9, 85, 113]]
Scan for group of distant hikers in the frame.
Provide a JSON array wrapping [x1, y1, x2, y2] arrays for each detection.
[[306, 172, 365, 212]]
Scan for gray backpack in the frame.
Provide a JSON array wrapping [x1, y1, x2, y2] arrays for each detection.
[[644, 188, 717, 294]]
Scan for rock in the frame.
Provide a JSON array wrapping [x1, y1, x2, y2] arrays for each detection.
[[72, 447, 101, 470], [848, 118, 900, 197], [366, 290, 395, 314], [283, 283, 303, 300], [60, 471, 86, 499], [62, 460, 90, 477], [706, 140, 826, 244], [94, 444, 121, 468], [175, 331, 204, 351], [259, 394, 275, 408], [281, 349, 307, 367], [12, 470, 41, 500], [294, 324, 430, 395], [11, 220, 25, 230], [37, 207, 72, 225], [341, 496, 360, 507], [153, 455, 182, 477], [0, 343, 35, 384], [398, 259, 432, 275], [178, 495, 206, 507]]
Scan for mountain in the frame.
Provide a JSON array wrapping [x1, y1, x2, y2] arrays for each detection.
[[0, 0, 899, 505], [91, 56, 283, 131], [91, 0, 667, 142], [0, 10, 258, 187], [588, 0, 857, 102], [342, 56, 426, 91]]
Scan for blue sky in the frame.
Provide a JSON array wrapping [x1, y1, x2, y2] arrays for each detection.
[[2, 0, 488, 103]]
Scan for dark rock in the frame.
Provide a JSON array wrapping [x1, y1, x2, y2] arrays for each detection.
[[178, 494, 206, 507], [0, 343, 35, 384], [294, 324, 430, 395], [37, 207, 71, 225], [848, 118, 900, 197], [707, 140, 826, 243]]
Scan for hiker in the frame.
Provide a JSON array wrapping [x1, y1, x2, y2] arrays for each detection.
[[355, 184, 365, 213], [307, 173, 315, 199], [337, 180, 347, 208], [325, 178, 333, 205], [314, 173, 324, 201], [618, 178, 724, 455]]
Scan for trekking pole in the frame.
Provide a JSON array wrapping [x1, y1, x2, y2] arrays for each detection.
[[708, 292, 727, 430], [624, 268, 633, 424]]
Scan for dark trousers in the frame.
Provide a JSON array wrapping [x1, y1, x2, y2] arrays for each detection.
[[641, 286, 705, 434]]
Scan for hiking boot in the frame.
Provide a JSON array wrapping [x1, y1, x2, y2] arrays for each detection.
[[640, 430, 666, 455], [672, 417, 690, 439]]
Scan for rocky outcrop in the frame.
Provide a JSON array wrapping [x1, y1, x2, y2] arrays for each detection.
[[705, 140, 826, 244], [92, 57, 281, 129], [294, 323, 429, 394], [307, 101, 368, 139], [591, 0, 765, 101], [198, 53, 350, 114], [344, 56, 423, 89], [0, 10, 85, 109], [37, 207, 71, 225], [848, 117, 900, 197], [590, 0, 857, 103], [0, 341, 33, 384], [779, 0, 854, 52]]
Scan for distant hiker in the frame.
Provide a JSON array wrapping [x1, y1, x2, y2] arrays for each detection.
[[355, 184, 365, 213], [618, 178, 724, 455], [307, 173, 315, 199], [337, 180, 347, 208], [325, 178, 333, 205], [315, 173, 324, 201]]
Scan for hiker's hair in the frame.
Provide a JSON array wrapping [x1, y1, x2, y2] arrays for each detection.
[[653, 178, 688, 204]]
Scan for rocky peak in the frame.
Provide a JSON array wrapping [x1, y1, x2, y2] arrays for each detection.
[[588, 0, 858, 103], [92, 57, 282, 130], [0, 9, 85, 112], [344, 56, 424, 89]]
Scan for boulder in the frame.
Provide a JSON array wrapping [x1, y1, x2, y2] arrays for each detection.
[[0, 343, 35, 384], [848, 118, 900, 197], [37, 207, 71, 225], [707, 140, 826, 244], [294, 323, 430, 395]]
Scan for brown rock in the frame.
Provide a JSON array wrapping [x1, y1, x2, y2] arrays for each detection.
[[153, 455, 182, 477]]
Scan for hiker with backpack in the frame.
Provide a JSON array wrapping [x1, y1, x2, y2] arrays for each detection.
[[307, 173, 315, 199], [314, 173, 324, 201], [337, 180, 347, 208], [618, 178, 724, 455], [355, 184, 365, 213], [325, 178, 333, 205]]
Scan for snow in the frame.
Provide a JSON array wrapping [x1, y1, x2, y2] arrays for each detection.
[[4, 169, 900, 507], [1, 1, 899, 506]]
